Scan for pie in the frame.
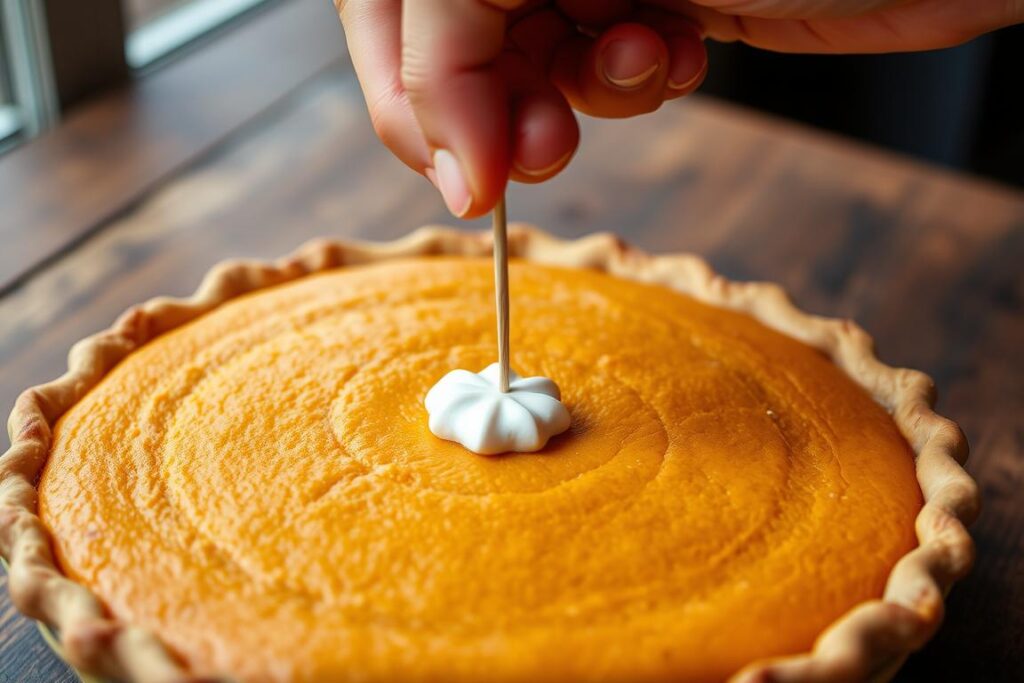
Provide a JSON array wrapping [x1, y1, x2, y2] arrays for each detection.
[[1, 227, 979, 682]]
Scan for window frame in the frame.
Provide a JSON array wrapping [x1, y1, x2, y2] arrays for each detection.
[[0, 0, 345, 293], [125, 0, 276, 70], [0, 0, 282, 151], [0, 0, 59, 147]]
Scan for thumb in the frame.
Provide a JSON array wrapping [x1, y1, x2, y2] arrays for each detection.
[[402, 0, 524, 218]]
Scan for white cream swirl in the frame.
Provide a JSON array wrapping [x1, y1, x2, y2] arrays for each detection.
[[424, 363, 571, 454]]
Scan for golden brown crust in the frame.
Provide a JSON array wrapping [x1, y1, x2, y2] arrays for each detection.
[[0, 226, 978, 683]]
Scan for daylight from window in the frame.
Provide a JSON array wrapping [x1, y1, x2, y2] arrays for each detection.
[[124, 0, 271, 68], [0, 18, 21, 142]]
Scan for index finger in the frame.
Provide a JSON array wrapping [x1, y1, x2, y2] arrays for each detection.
[[401, 0, 528, 217], [338, 0, 430, 172]]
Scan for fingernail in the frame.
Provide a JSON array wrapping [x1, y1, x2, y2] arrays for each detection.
[[432, 149, 472, 217], [666, 34, 707, 91], [514, 149, 574, 178], [601, 40, 659, 89]]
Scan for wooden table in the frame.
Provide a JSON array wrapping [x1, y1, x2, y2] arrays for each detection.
[[2, 30, 1022, 683]]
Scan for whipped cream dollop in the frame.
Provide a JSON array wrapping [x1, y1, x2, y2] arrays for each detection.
[[425, 364, 571, 455]]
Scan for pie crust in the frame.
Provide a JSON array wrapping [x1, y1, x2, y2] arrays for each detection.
[[1, 226, 979, 683]]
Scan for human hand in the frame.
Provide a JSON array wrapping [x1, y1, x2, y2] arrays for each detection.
[[336, 0, 1023, 218], [682, 1, 1023, 54]]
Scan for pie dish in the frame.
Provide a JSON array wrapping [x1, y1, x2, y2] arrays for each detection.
[[1, 226, 979, 682]]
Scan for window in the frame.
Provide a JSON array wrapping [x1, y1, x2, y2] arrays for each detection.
[[0, 1, 58, 150], [126, 0, 191, 29], [0, 28, 18, 144], [125, 0, 273, 69], [0, 0, 276, 155]]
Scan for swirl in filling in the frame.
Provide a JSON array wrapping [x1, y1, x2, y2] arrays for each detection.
[[40, 258, 921, 682]]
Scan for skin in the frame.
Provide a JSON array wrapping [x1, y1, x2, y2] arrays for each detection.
[[335, 0, 1024, 218]]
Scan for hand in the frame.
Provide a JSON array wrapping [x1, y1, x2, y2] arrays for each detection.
[[336, 1, 1023, 218], [682, 0, 1023, 54], [337, 0, 707, 218]]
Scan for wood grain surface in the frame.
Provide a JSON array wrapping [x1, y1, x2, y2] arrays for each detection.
[[0, 0, 344, 295], [1, 54, 1022, 683]]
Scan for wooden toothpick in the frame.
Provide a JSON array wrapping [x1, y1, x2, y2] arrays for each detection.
[[493, 194, 510, 393]]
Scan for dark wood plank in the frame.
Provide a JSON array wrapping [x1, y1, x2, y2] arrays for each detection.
[[0, 0, 345, 294], [1, 66, 1022, 682]]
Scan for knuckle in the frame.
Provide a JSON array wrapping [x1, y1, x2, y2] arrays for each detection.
[[367, 87, 405, 148], [399, 48, 433, 98]]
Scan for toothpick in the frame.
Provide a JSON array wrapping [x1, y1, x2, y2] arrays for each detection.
[[493, 194, 510, 393]]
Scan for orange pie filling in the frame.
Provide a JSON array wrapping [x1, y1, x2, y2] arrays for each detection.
[[40, 258, 921, 682]]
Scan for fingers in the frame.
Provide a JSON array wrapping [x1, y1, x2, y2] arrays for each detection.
[[551, 23, 666, 118], [498, 51, 580, 183], [338, 0, 429, 172], [342, 0, 710, 218], [510, 95, 578, 182], [401, 0, 526, 217], [550, 21, 706, 118], [632, 7, 708, 97], [671, 0, 1024, 53], [663, 29, 708, 97]]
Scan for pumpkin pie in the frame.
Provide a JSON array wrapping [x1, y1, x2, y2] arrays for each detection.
[[1, 227, 979, 682]]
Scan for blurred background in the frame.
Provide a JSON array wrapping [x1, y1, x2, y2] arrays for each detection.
[[703, 32, 1024, 188], [1, 0, 1021, 185]]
